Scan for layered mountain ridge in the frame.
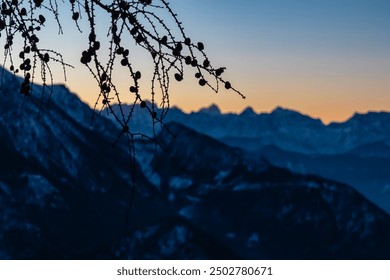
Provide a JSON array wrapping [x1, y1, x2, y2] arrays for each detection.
[[1, 67, 390, 259], [106, 102, 390, 155], [105, 102, 390, 214]]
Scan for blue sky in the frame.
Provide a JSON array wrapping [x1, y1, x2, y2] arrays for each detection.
[[161, 0, 390, 123], [5, 0, 390, 123]]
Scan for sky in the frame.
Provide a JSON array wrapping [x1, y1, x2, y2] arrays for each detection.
[[168, 0, 390, 123], [5, 0, 390, 124]]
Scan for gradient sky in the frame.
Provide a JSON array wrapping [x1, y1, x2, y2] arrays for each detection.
[[168, 0, 390, 124], [8, 0, 390, 124]]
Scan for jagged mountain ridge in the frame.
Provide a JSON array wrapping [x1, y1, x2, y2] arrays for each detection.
[[105, 102, 390, 155], [104, 102, 390, 214], [1, 67, 390, 259]]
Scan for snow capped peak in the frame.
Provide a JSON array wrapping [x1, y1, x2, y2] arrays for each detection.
[[198, 104, 221, 115]]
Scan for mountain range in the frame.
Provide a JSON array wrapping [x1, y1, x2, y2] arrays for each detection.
[[104, 102, 390, 214], [1, 66, 390, 259], [106, 102, 390, 155]]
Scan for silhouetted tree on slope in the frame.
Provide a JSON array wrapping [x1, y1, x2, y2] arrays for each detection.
[[0, 0, 244, 139]]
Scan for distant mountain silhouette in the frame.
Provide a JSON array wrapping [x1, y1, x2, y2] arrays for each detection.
[[198, 104, 221, 115], [105, 103, 390, 155], [240, 106, 257, 116]]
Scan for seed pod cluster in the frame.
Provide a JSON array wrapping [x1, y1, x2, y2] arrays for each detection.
[[174, 73, 183, 81], [19, 58, 31, 71], [33, 0, 43, 7], [20, 73, 31, 95], [42, 53, 49, 63], [129, 86, 138, 93], [101, 82, 111, 93], [80, 50, 92, 64], [172, 43, 182, 56], [0, 0, 245, 156], [199, 79, 206, 86], [72, 12, 79, 21], [139, 0, 152, 5], [38, 15, 45, 24]]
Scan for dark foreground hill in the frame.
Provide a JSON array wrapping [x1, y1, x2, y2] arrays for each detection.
[[1, 67, 390, 259]]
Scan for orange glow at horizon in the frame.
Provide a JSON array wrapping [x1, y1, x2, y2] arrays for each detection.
[[67, 63, 390, 126], [22, 0, 389, 126]]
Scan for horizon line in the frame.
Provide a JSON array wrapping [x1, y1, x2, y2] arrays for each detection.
[[106, 99, 390, 125]]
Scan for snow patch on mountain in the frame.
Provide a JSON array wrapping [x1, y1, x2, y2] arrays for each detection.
[[24, 174, 66, 209], [169, 176, 193, 190], [158, 226, 188, 256]]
